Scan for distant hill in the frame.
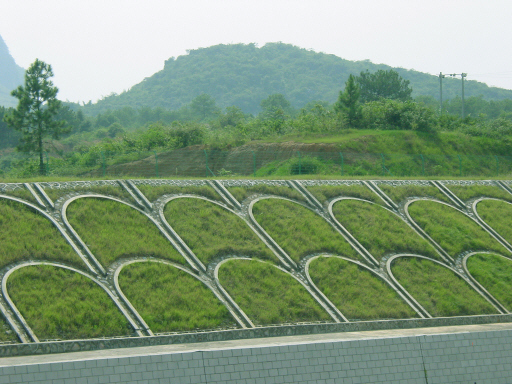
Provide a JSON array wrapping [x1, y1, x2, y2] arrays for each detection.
[[0, 35, 24, 108], [84, 43, 512, 115]]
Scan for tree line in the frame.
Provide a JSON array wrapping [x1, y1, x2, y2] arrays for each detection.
[[2, 60, 512, 175]]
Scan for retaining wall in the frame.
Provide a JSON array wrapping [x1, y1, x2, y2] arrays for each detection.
[[1, 324, 511, 384]]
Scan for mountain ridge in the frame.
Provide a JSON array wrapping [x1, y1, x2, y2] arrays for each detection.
[[0, 35, 24, 108], [84, 42, 512, 115]]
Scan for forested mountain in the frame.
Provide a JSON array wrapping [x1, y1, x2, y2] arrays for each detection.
[[85, 43, 512, 115], [0, 35, 24, 108]]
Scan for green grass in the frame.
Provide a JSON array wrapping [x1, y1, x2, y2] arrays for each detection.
[[43, 184, 132, 203], [408, 200, 508, 257], [391, 257, 497, 317], [476, 200, 512, 245], [227, 185, 307, 203], [0, 317, 17, 343], [0, 198, 85, 270], [466, 253, 512, 311], [119, 262, 237, 332], [218, 259, 331, 325], [67, 198, 185, 267], [7, 265, 132, 340], [307, 184, 382, 205], [252, 199, 361, 263], [378, 184, 451, 205], [332, 199, 439, 261], [448, 185, 512, 203], [164, 198, 276, 265], [308, 257, 417, 321], [136, 184, 222, 202], [0, 187, 39, 205]]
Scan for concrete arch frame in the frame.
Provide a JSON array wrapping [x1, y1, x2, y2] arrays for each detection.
[[214, 257, 343, 326], [405, 198, 512, 263], [304, 254, 426, 320], [386, 254, 506, 319], [62, 195, 199, 275], [472, 198, 512, 253], [2, 261, 144, 343], [462, 251, 511, 314], [114, 258, 250, 333]]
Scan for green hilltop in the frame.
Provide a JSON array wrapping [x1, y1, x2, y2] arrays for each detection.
[[85, 42, 512, 115]]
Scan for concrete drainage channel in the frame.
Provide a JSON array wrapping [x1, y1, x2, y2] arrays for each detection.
[[0, 179, 511, 358]]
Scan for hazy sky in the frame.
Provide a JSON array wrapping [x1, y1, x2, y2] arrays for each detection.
[[1, 0, 511, 103]]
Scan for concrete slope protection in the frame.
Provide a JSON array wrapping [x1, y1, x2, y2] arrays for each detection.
[[0, 178, 512, 357]]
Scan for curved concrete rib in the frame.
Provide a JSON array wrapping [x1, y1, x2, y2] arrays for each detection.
[[63, 195, 200, 275], [215, 257, 341, 326], [387, 254, 506, 317], [472, 198, 512, 254], [2, 262, 145, 343], [305, 255, 425, 320], [114, 258, 249, 333], [0, 195, 97, 274], [462, 252, 510, 314]]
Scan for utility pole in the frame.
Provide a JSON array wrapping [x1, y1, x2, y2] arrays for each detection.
[[439, 72, 445, 115], [461, 73, 467, 119]]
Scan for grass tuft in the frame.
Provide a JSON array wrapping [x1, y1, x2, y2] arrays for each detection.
[[308, 257, 417, 320], [8, 265, 132, 340], [253, 199, 361, 263], [164, 198, 276, 265], [218, 259, 331, 325], [67, 197, 185, 267], [332, 199, 439, 261], [119, 262, 237, 332], [408, 200, 507, 257], [391, 257, 497, 317]]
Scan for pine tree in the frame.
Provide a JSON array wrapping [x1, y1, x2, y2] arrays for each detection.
[[4, 59, 68, 175], [334, 74, 362, 127]]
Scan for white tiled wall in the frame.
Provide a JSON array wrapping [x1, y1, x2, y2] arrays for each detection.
[[1, 328, 511, 384]]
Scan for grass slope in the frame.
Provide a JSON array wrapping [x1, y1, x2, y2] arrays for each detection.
[[408, 200, 508, 257], [0, 187, 39, 205], [0, 198, 84, 270], [332, 199, 439, 261], [476, 200, 512, 244], [307, 184, 382, 205], [308, 257, 417, 320], [67, 197, 185, 267], [7, 265, 132, 340], [252, 199, 361, 263], [119, 262, 237, 332], [164, 198, 276, 264], [466, 254, 512, 311], [391, 257, 497, 317], [218, 259, 331, 325], [0, 318, 17, 343]]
